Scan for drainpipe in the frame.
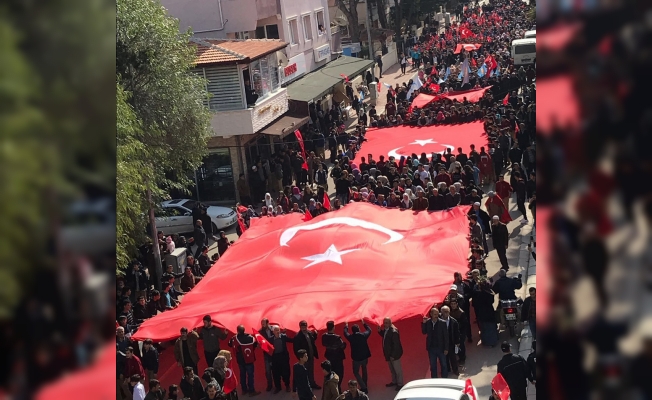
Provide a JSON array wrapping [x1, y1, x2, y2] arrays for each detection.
[[193, 0, 229, 33]]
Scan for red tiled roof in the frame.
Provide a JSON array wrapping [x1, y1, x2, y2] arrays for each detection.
[[191, 38, 288, 66]]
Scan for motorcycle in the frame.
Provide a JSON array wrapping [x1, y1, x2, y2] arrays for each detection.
[[500, 298, 523, 337]]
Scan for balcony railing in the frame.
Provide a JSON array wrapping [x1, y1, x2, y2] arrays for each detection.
[[209, 88, 289, 137]]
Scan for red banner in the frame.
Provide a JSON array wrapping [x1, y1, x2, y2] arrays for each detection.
[[132, 204, 471, 341], [252, 328, 275, 355], [443, 86, 492, 103], [491, 373, 511, 400], [294, 130, 309, 170], [361, 122, 487, 161]]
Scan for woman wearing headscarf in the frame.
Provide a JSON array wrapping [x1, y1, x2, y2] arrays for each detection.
[[275, 205, 285, 216], [400, 193, 413, 209], [404, 188, 415, 201], [264, 193, 275, 209], [308, 198, 317, 213], [352, 168, 363, 184], [311, 202, 327, 218], [290, 187, 304, 209]]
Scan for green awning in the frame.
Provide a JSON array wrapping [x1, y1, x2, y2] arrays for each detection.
[[287, 55, 374, 103]]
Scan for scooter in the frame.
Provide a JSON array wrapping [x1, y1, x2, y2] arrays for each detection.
[[500, 298, 523, 337]]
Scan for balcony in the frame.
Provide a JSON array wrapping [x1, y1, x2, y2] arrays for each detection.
[[210, 88, 289, 137]]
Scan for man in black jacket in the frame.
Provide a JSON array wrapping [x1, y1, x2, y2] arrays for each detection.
[[490, 216, 510, 270], [497, 342, 530, 400], [142, 339, 160, 382], [293, 350, 316, 400], [427, 188, 446, 211], [492, 269, 523, 301], [293, 321, 321, 389], [520, 287, 536, 338], [421, 307, 449, 378], [343, 320, 371, 393], [440, 306, 461, 375], [322, 321, 346, 392], [527, 340, 536, 386], [193, 220, 207, 258], [271, 325, 294, 393], [378, 317, 403, 389]]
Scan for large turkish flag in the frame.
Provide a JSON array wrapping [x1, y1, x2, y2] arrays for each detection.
[[361, 122, 487, 161], [133, 204, 471, 341]]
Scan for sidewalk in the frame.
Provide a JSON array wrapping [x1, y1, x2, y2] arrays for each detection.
[[517, 223, 536, 400]]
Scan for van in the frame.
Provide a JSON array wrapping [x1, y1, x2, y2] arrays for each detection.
[[524, 30, 536, 39], [511, 38, 536, 66]]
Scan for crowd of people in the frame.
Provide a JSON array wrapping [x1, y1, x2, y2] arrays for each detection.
[[118, 0, 537, 397]]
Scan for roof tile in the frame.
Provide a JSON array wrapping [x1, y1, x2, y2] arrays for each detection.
[[192, 38, 288, 66]]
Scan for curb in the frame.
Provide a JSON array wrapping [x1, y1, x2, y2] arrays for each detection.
[[517, 224, 536, 399]]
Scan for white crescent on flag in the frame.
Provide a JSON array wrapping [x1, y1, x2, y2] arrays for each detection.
[[280, 217, 403, 247]]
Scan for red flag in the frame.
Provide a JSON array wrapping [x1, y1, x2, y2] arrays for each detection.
[[429, 83, 440, 93], [323, 193, 331, 210], [463, 379, 477, 400], [294, 130, 309, 170], [471, 57, 477, 67], [491, 373, 511, 400], [132, 204, 473, 341], [252, 328, 275, 355], [237, 215, 247, 234], [503, 93, 509, 105], [515, 122, 520, 133], [340, 73, 349, 83], [377, 81, 382, 93], [460, 28, 473, 39], [303, 210, 313, 221], [223, 367, 238, 394]]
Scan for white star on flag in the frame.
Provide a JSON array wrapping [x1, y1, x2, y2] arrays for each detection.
[[410, 139, 436, 146], [302, 244, 359, 268]]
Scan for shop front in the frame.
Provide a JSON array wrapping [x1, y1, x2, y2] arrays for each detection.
[[190, 148, 237, 204]]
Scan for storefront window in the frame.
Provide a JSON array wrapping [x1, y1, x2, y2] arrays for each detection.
[[248, 53, 279, 102], [194, 149, 236, 204]]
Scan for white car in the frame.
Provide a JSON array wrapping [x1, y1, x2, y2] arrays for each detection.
[[394, 379, 479, 400], [156, 199, 237, 235]]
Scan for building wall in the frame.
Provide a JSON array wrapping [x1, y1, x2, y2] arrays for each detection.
[[162, 0, 259, 38], [279, 0, 332, 73]]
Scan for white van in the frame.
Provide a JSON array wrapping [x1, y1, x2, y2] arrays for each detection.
[[524, 29, 536, 39], [512, 38, 536, 65]]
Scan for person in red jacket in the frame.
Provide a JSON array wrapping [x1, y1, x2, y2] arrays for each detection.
[[494, 175, 513, 210], [435, 168, 453, 186], [123, 346, 145, 385]]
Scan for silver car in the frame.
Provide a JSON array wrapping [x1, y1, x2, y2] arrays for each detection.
[[156, 199, 237, 235]]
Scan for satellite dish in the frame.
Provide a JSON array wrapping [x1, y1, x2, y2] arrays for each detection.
[[334, 16, 348, 27], [276, 51, 289, 66]]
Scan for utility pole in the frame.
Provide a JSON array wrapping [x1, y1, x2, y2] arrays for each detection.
[[366, 0, 375, 79]]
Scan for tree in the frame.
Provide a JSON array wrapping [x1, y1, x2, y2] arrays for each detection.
[[337, 0, 363, 45], [116, 0, 212, 281], [375, 0, 389, 29]]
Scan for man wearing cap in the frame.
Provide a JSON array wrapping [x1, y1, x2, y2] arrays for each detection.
[[491, 216, 510, 270], [413, 187, 430, 211], [497, 341, 530, 400]]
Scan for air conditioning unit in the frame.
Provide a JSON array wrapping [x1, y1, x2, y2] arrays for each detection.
[[165, 247, 187, 275]]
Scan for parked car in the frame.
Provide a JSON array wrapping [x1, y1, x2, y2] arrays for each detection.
[[155, 199, 237, 235], [394, 379, 479, 400]]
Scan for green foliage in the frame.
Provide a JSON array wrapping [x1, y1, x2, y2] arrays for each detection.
[[0, 20, 47, 317], [116, 0, 212, 270]]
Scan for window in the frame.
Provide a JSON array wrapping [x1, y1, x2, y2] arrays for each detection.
[[255, 24, 279, 39], [514, 44, 536, 54], [288, 18, 299, 45], [316, 10, 325, 36], [247, 52, 280, 102], [235, 31, 250, 39], [302, 14, 313, 41]]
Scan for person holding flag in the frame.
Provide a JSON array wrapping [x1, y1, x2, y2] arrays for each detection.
[[228, 325, 260, 396], [496, 342, 530, 400], [256, 319, 276, 392], [322, 321, 347, 392], [269, 325, 294, 393]]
